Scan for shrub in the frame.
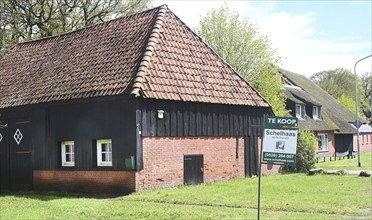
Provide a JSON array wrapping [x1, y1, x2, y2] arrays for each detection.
[[283, 130, 317, 173]]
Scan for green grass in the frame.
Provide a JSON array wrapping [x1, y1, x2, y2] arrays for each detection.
[[316, 152, 372, 171], [125, 174, 371, 216], [1, 174, 371, 219]]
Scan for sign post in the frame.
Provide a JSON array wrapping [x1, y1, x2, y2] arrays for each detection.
[[257, 116, 298, 220]]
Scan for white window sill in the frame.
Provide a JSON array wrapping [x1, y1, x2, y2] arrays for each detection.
[[62, 163, 75, 167], [98, 162, 112, 167], [318, 150, 329, 152]]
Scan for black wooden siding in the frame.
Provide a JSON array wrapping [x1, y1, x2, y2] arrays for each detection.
[[139, 99, 269, 137], [0, 97, 137, 173], [1, 96, 270, 190], [244, 135, 259, 177], [138, 99, 270, 178]]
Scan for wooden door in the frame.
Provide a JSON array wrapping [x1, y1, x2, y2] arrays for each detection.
[[244, 136, 258, 177], [0, 122, 9, 189], [184, 155, 203, 185], [9, 120, 33, 190]]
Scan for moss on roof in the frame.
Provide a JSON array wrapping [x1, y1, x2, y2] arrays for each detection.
[[281, 69, 357, 134]]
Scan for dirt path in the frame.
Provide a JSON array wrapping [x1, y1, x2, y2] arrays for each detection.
[[123, 199, 372, 219]]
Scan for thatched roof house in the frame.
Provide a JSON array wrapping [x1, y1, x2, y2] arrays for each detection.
[[280, 69, 358, 154]]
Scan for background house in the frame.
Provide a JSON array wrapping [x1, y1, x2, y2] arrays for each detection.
[[0, 5, 277, 193], [355, 124, 372, 153], [280, 69, 362, 155]]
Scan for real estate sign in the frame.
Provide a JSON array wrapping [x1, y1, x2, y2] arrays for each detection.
[[262, 116, 298, 164]]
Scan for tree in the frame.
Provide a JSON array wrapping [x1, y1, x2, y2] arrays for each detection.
[[283, 130, 317, 173], [0, 0, 151, 54], [310, 68, 371, 121], [361, 72, 372, 123], [196, 4, 287, 116], [337, 95, 362, 117]]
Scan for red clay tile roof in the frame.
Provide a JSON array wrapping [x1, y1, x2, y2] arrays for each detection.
[[0, 5, 270, 109]]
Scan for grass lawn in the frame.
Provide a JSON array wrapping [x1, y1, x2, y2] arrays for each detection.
[[316, 152, 372, 171], [1, 174, 371, 219]]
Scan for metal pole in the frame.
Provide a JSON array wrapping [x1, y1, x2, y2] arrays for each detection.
[[354, 55, 372, 167], [257, 115, 265, 220], [257, 152, 262, 220]]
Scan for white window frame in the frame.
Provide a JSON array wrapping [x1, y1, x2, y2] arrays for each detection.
[[97, 139, 112, 167], [317, 134, 328, 152], [296, 104, 302, 118], [61, 141, 75, 167], [313, 106, 319, 119]]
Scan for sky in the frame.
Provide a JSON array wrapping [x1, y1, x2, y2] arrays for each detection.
[[152, 0, 372, 78]]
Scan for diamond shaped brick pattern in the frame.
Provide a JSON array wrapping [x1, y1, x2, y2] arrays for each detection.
[[13, 129, 23, 145]]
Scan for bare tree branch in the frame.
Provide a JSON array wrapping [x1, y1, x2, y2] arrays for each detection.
[[0, 0, 151, 51]]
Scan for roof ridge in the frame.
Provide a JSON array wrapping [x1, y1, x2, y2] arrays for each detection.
[[12, 5, 165, 47], [130, 5, 168, 97]]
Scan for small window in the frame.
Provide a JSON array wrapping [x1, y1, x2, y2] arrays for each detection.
[[97, 139, 112, 166], [318, 134, 328, 151], [313, 106, 319, 119], [61, 141, 75, 167], [296, 104, 302, 118]]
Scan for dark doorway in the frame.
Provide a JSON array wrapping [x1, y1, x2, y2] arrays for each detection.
[[244, 135, 258, 177], [184, 155, 203, 185], [0, 122, 9, 189], [9, 120, 33, 190], [335, 134, 353, 153]]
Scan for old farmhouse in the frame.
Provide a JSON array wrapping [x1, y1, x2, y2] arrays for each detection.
[[0, 5, 277, 193], [280, 69, 369, 157]]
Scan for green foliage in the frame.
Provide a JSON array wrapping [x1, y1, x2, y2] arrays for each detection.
[[0, 0, 151, 53], [284, 130, 317, 173], [337, 94, 363, 117], [361, 72, 372, 124], [310, 68, 371, 121], [196, 4, 287, 116]]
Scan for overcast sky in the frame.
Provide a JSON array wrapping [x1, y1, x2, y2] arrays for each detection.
[[153, 0, 372, 78]]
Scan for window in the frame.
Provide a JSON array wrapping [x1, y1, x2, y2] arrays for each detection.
[[317, 134, 328, 151], [296, 104, 303, 118], [313, 106, 319, 119], [61, 141, 75, 167], [97, 139, 112, 166]]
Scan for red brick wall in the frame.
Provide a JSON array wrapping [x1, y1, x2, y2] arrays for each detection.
[[135, 137, 245, 191], [353, 133, 372, 153], [33, 170, 135, 194], [34, 136, 284, 193]]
